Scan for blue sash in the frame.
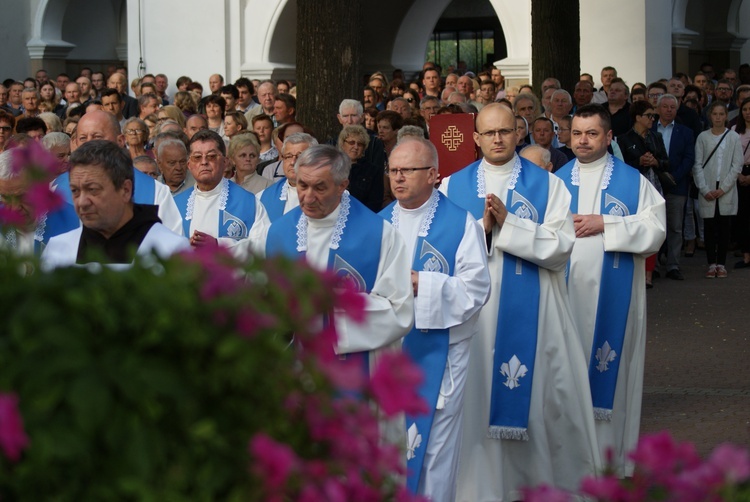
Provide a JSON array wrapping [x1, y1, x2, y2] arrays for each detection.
[[446, 160, 485, 220], [266, 194, 383, 375], [53, 168, 156, 206], [35, 203, 80, 255], [556, 156, 640, 420], [446, 157, 549, 440], [259, 178, 288, 222], [380, 192, 465, 493], [174, 180, 257, 240]]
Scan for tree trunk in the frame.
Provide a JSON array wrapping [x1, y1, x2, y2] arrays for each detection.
[[296, 0, 362, 142], [531, 0, 580, 95]]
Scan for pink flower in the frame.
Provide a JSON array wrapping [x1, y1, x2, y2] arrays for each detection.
[[235, 310, 275, 339], [629, 431, 701, 480], [522, 484, 572, 502], [248, 433, 298, 491], [10, 141, 60, 177], [0, 206, 28, 227], [369, 352, 427, 417], [580, 475, 630, 501], [24, 182, 63, 219], [0, 393, 29, 463], [708, 443, 750, 483]]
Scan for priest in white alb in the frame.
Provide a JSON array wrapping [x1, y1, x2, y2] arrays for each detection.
[[440, 103, 601, 501], [263, 144, 413, 374], [556, 104, 666, 477], [174, 129, 270, 259], [256, 132, 317, 222], [380, 138, 489, 502]]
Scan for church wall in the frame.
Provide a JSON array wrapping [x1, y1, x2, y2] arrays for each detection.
[[63, 0, 120, 60], [0, 0, 34, 80]]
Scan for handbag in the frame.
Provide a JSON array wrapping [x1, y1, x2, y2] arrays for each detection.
[[690, 130, 730, 199], [643, 131, 677, 190]]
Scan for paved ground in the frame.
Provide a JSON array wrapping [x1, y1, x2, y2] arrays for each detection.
[[641, 248, 750, 457]]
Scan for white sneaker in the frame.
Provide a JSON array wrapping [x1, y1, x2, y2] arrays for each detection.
[[716, 265, 728, 278], [706, 264, 717, 279]]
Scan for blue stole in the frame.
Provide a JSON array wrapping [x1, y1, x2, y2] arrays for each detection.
[[446, 160, 485, 220], [556, 155, 640, 420], [53, 169, 156, 206], [1, 202, 79, 255], [447, 157, 549, 440], [259, 178, 288, 222], [174, 179, 257, 240], [380, 192, 465, 493], [266, 193, 383, 374]]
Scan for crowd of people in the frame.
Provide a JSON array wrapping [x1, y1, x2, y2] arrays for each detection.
[[0, 59, 747, 501]]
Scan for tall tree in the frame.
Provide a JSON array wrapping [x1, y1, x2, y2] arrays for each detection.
[[296, 0, 362, 141], [531, 1, 580, 94]]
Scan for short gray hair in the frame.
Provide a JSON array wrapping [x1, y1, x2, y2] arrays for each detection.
[[339, 99, 363, 116], [397, 125, 426, 141], [156, 138, 187, 159], [42, 131, 70, 150], [551, 89, 572, 104], [283, 132, 318, 150], [39, 112, 62, 133], [520, 144, 551, 165], [295, 144, 350, 184], [657, 93, 679, 107]]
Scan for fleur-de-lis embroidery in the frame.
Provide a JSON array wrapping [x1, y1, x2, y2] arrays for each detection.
[[596, 341, 617, 372], [500, 355, 528, 389], [407, 423, 422, 460]]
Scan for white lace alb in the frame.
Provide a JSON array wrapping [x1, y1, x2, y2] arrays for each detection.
[[185, 178, 229, 221], [571, 154, 614, 189], [296, 191, 351, 252]]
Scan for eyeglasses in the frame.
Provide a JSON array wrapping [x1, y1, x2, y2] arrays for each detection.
[[647, 93, 664, 99], [0, 126, 12, 133], [643, 113, 658, 120], [189, 152, 221, 163], [281, 152, 303, 162], [343, 139, 364, 147], [125, 129, 146, 135], [477, 128, 516, 138], [385, 166, 433, 177], [716, 87, 732, 92], [405, 97, 415, 103]]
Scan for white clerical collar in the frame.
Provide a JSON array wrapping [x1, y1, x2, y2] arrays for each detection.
[[572, 154, 613, 189], [195, 178, 227, 197], [185, 178, 229, 221], [481, 155, 516, 173], [393, 189, 439, 237], [298, 191, 351, 251]]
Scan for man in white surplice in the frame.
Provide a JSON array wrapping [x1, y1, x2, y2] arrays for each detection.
[[556, 104, 666, 477], [439, 103, 601, 501], [174, 129, 270, 260], [381, 138, 489, 502], [256, 132, 317, 222], [262, 144, 413, 371]]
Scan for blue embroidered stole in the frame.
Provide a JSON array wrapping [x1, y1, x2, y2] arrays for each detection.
[[260, 178, 288, 222], [175, 180, 257, 240], [266, 194, 383, 375], [446, 160, 485, 220], [380, 191, 465, 493], [556, 156, 640, 420], [445, 157, 549, 440], [53, 168, 156, 206], [35, 203, 80, 254]]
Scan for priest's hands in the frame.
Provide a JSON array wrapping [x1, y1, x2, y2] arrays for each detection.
[[573, 214, 604, 238], [411, 270, 419, 296], [483, 194, 507, 234], [190, 230, 219, 248]]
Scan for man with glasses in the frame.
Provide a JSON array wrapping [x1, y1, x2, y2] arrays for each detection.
[[419, 96, 441, 128], [334, 98, 386, 174], [0, 110, 14, 151], [174, 129, 270, 258], [258, 132, 317, 222], [440, 103, 600, 500], [380, 137, 490, 501]]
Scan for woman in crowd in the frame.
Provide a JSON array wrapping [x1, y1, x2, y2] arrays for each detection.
[[693, 101, 744, 278], [403, 89, 420, 113], [252, 114, 277, 162], [376, 110, 403, 157], [0, 110, 15, 151], [617, 100, 670, 288], [202, 95, 226, 137], [173, 91, 197, 117], [39, 82, 64, 116], [731, 97, 750, 268], [223, 111, 248, 140], [338, 124, 382, 212], [515, 115, 529, 152], [157, 105, 186, 129], [228, 133, 273, 194], [123, 117, 152, 161], [363, 107, 379, 133]]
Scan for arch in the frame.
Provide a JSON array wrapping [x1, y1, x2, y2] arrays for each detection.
[[391, 0, 453, 70], [727, 0, 744, 33]]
